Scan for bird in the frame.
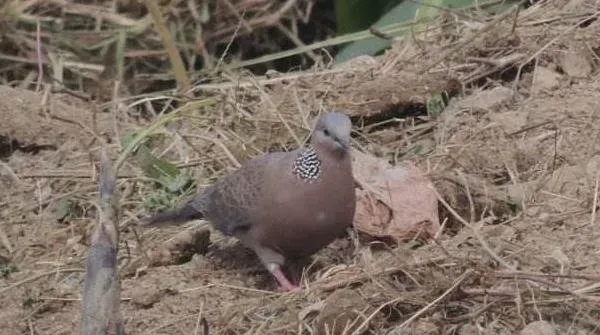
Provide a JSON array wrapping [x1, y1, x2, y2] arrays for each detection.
[[140, 111, 356, 291]]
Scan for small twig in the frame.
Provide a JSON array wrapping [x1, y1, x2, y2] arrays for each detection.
[[552, 126, 558, 173], [506, 120, 555, 137], [349, 297, 405, 335], [111, 81, 122, 148], [495, 271, 600, 281], [38, 297, 132, 302], [522, 13, 595, 26], [183, 133, 241, 168], [276, 22, 320, 63], [526, 281, 543, 320], [263, 0, 298, 25], [369, 27, 395, 40], [214, 9, 246, 73], [19, 170, 137, 179], [457, 170, 476, 224], [591, 171, 599, 226], [395, 269, 473, 330], [250, 76, 303, 147], [512, 12, 600, 93], [434, 217, 448, 240], [0, 161, 23, 186], [466, 53, 525, 68], [220, 0, 252, 33], [317, 256, 449, 292], [0, 224, 13, 254], [192, 67, 357, 92], [144, 0, 191, 94], [113, 98, 216, 171], [49, 114, 105, 144], [147, 314, 201, 333], [179, 282, 276, 295], [445, 300, 502, 322], [193, 298, 208, 335], [510, 5, 520, 35], [433, 188, 516, 270], [420, 3, 523, 73], [35, 19, 43, 92], [0, 268, 84, 294], [192, 20, 213, 70]]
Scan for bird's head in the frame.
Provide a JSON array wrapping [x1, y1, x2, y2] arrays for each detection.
[[311, 111, 352, 156]]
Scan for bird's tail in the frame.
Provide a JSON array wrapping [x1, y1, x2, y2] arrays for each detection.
[[139, 203, 204, 227]]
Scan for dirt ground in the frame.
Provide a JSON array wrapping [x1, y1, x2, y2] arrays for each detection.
[[2, 0, 600, 334]]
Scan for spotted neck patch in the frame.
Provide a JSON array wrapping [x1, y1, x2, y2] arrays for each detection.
[[292, 146, 321, 182]]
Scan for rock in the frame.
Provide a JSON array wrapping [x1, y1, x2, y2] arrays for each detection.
[[521, 320, 556, 335], [457, 324, 479, 335], [506, 180, 537, 204], [130, 286, 171, 308], [458, 324, 513, 335], [565, 0, 591, 11], [389, 318, 439, 334], [490, 110, 528, 134], [532, 66, 561, 94], [146, 227, 210, 267], [457, 86, 514, 112], [334, 55, 378, 70], [585, 155, 600, 180], [560, 47, 592, 78], [315, 289, 371, 335]]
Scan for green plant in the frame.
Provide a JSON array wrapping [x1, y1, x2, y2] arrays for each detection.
[[0, 263, 18, 278], [334, 0, 520, 63]]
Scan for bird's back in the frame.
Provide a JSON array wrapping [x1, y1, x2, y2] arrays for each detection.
[[194, 146, 355, 259], [194, 150, 288, 236]]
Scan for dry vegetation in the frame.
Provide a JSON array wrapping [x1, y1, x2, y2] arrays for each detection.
[[1, 0, 600, 334]]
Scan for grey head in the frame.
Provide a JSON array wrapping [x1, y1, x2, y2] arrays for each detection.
[[310, 111, 352, 155]]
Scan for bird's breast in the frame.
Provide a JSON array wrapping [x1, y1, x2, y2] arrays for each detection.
[[315, 210, 327, 223]]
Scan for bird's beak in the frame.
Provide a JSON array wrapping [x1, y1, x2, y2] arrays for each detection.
[[333, 137, 349, 153]]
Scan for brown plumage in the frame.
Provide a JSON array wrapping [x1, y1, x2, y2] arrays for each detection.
[[141, 111, 356, 291]]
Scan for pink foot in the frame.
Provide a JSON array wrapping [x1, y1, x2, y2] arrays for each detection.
[[277, 284, 301, 292], [271, 266, 301, 292]]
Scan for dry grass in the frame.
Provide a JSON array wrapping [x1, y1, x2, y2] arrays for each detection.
[[0, 0, 319, 98], [1, 0, 600, 334]]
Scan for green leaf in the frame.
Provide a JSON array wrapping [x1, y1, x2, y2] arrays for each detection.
[[335, 0, 482, 63], [134, 145, 179, 181], [56, 198, 85, 222], [121, 128, 192, 193], [57, 198, 71, 221], [335, 0, 398, 35], [335, 0, 421, 63], [426, 91, 450, 117], [0, 263, 18, 278], [120, 129, 145, 153], [133, 144, 194, 193]]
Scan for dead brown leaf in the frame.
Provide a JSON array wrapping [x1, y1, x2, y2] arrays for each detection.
[[352, 150, 440, 244]]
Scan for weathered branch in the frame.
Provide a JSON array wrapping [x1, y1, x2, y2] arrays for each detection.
[[81, 148, 125, 335]]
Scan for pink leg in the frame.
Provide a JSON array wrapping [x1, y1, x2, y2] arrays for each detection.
[[270, 266, 300, 292], [287, 266, 302, 286]]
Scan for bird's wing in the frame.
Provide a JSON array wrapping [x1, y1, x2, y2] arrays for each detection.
[[201, 152, 289, 235]]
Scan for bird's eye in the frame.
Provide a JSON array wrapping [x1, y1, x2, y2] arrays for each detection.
[[323, 129, 330, 136]]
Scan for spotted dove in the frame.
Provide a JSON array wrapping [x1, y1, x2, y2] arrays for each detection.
[[141, 112, 356, 291]]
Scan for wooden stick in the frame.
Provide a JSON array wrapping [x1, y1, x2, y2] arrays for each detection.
[[81, 148, 125, 335]]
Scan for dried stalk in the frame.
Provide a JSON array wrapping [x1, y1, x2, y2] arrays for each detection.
[[81, 148, 125, 335]]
